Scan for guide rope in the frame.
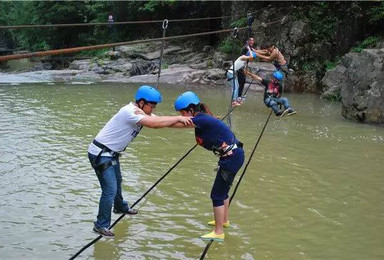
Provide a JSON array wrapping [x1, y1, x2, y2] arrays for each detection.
[[155, 19, 169, 89]]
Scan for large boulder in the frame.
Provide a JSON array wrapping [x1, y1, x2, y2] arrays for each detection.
[[322, 48, 384, 124]]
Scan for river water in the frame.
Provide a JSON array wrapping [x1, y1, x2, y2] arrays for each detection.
[[0, 83, 383, 260]]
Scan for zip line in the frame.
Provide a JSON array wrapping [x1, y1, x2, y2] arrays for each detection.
[[0, 15, 233, 30], [0, 27, 247, 62], [0, 15, 285, 62]]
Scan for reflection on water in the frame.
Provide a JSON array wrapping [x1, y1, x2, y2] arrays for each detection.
[[0, 83, 383, 259]]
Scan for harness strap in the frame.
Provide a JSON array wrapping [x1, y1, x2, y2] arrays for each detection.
[[92, 140, 119, 175], [218, 167, 234, 187], [225, 69, 234, 81], [213, 139, 243, 157]]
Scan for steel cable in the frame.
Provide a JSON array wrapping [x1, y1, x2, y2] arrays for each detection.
[[0, 7, 271, 30]]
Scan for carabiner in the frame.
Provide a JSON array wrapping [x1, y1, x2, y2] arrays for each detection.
[[162, 19, 169, 30], [233, 27, 238, 39]]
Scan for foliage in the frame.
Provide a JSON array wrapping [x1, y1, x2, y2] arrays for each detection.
[[229, 17, 247, 28], [323, 92, 342, 102], [307, 2, 338, 41], [1, 1, 221, 55], [351, 36, 381, 53], [139, 0, 177, 13], [218, 37, 242, 54], [324, 59, 339, 71], [301, 61, 317, 72], [161, 62, 169, 70], [1, 1, 382, 62], [369, 1, 384, 22]]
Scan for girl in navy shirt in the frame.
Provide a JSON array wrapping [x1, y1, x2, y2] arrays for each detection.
[[174, 91, 245, 241]]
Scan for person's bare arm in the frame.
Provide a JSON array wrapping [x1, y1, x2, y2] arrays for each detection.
[[255, 51, 271, 61], [257, 49, 270, 55], [169, 121, 196, 128], [244, 70, 262, 82], [138, 115, 193, 128], [239, 55, 252, 61]]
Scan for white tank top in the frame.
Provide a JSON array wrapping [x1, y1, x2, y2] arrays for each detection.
[[229, 56, 247, 73]]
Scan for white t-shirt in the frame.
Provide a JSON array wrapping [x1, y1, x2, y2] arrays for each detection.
[[229, 56, 247, 73], [88, 102, 145, 156]]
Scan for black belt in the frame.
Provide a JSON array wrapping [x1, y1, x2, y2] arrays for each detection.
[[93, 139, 111, 152], [91, 140, 120, 175]]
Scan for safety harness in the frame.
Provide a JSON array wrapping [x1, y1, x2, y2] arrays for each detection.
[[91, 140, 120, 175], [212, 138, 244, 187], [212, 136, 244, 158], [266, 81, 280, 97]]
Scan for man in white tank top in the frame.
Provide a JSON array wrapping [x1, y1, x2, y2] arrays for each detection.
[[88, 85, 192, 238]]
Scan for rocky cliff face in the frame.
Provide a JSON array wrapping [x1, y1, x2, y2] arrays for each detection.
[[322, 48, 384, 124]]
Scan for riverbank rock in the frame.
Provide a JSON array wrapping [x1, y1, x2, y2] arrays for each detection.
[[321, 48, 384, 124]]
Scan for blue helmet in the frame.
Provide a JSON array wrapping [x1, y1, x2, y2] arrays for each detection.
[[273, 71, 284, 81], [135, 85, 162, 103], [246, 51, 257, 59], [174, 91, 200, 111]]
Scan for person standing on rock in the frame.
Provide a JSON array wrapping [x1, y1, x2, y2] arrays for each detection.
[[240, 37, 257, 55], [172, 91, 245, 242], [245, 70, 296, 117], [236, 37, 258, 101], [88, 85, 193, 238]]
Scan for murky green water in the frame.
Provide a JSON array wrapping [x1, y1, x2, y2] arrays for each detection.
[[0, 83, 383, 260]]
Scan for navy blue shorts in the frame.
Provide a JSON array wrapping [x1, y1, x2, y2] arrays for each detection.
[[210, 148, 245, 207]]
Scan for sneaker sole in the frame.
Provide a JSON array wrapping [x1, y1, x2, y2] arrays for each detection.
[[93, 229, 114, 238], [287, 111, 297, 116], [200, 237, 224, 242], [113, 209, 138, 215], [207, 223, 230, 228], [280, 109, 289, 117]]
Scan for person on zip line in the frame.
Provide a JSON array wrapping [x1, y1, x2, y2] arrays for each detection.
[[258, 42, 291, 74], [245, 70, 296, 117], [88, 85, 193, 238], [172, 91, 245, 242], [227, 50, 269, 106]]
